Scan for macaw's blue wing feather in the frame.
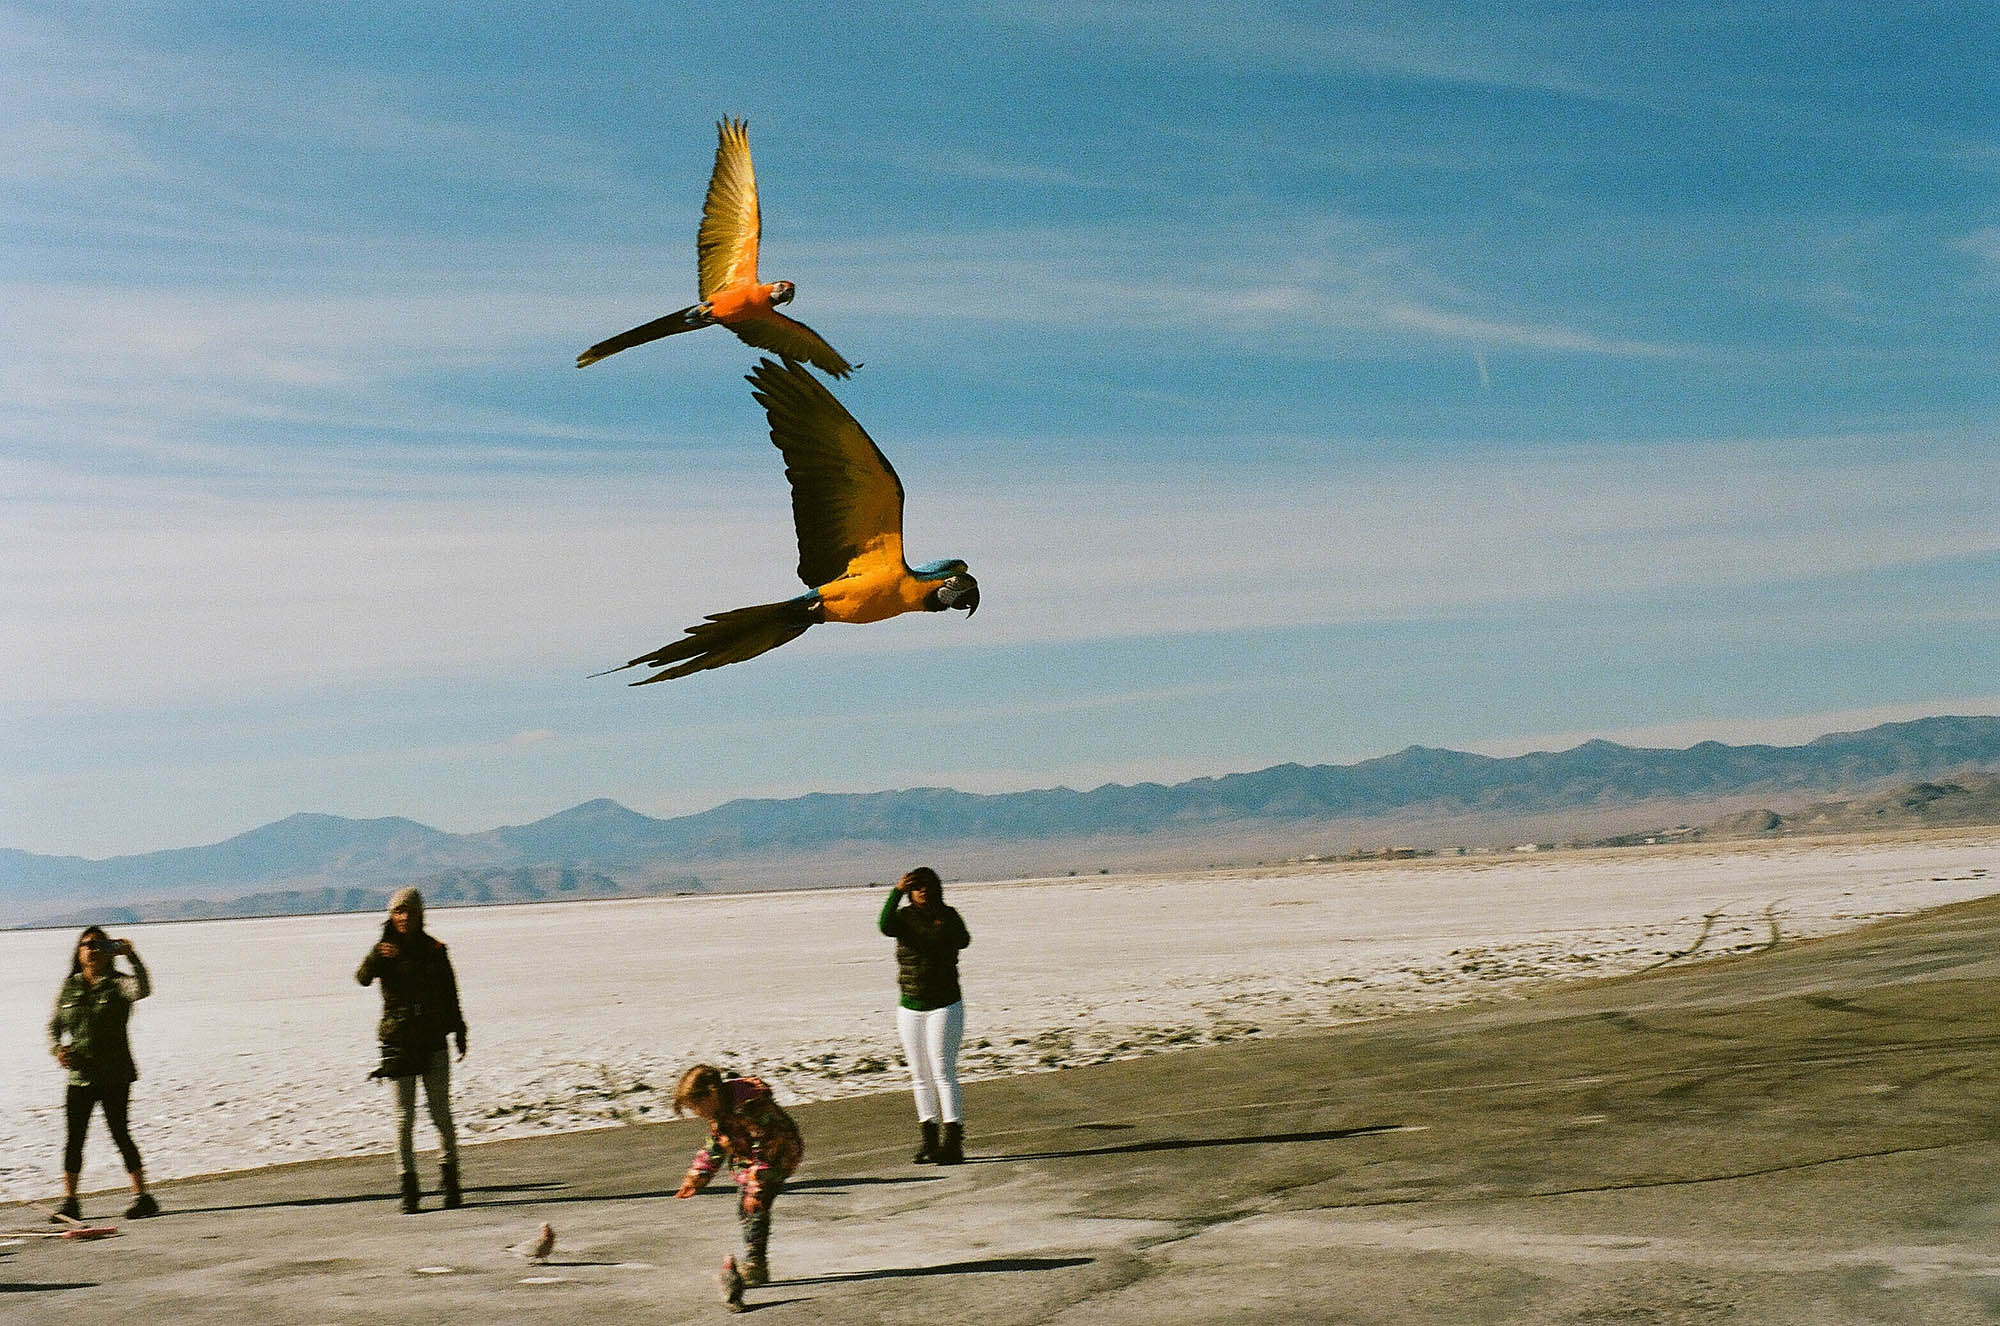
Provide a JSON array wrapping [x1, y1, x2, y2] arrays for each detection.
[[593, 594, 822, 683], [746, 357, 905, 589]]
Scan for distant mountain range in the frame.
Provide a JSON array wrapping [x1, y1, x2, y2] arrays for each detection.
[[1706, 772, 2000, 838], [5, 715, 1998, 927]]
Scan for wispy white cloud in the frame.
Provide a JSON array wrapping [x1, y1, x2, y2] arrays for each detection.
[[0, 7, 642, 237], [794, 217, 1687, 363], [1, 206, 1698, 497], [1956, 226, 2000, 286], [7, 281, 588, 391], [1001, 0, 1620, 104], [0, 111, 159, 186], [0, 464, 788, 706], [1003, 0, 1984, 160], [919, 150, 1128, 190], [959, 430, 2000, 645], [0, 273, 736, 484], [6, 427, 1992, 708], [1379, 301, 1677, 357]]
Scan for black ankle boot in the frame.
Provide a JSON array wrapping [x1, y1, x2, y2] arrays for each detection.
[[399, 1170, 422, 1214], [913, 1121, 940, 1164], [441, 1162, 462, 1209], [937, 1121, 964, 1165]]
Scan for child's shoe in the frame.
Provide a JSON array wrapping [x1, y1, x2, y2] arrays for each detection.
[[717, 1254, 745, 1312], [49, 1196, 81, 1223], [740, 1253, 769, 1288], [124, 1192, 160, 1219]]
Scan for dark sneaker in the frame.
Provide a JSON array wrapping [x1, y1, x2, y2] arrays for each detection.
[[717, 1254, 745, 1312], [124, 1193, 160, 1219], [49, 1196, 81, 1223]]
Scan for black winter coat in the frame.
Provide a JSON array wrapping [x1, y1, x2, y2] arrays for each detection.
[[356, 926, 466, 1079], [879, 887, 971, 1010]]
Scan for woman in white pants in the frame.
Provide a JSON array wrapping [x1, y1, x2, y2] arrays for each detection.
[[878, 867, 972, 1163]]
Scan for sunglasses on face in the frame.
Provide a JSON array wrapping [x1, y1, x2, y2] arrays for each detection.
[[81, 939, 110, 951]]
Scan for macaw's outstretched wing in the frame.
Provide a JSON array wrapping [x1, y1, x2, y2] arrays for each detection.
[[727, 310, 857, 379], [746, 357, 905, 589], [595, 596, 820, 684], [697, 117, 760, 299]]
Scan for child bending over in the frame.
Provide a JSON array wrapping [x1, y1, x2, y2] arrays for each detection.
[[674, 1063, 804, 1311]]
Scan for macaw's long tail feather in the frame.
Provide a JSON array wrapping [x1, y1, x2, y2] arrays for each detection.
[[577, 304, 711, 367], [594, 596, 821, 683]]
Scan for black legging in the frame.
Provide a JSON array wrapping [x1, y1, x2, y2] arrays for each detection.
[[63, 1080, 142, 1175]]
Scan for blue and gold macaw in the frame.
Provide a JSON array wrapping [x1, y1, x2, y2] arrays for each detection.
[[599, 357, 979, 684], [577, 118, 856, 378]]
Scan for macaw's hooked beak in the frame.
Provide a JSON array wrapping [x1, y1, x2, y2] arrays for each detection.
[[771, 281, 796, 306], [936, 572, 979, 616]]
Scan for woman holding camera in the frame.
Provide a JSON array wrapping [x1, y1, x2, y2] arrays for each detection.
[[47, 925, 159, 1221]]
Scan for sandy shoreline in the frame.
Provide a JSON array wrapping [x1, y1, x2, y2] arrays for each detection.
[[3, 830, 1994, 1205]]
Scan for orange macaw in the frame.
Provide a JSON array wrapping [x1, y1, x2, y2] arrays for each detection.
[[597, 359, 978, 684], [577, 118, 856, 378]]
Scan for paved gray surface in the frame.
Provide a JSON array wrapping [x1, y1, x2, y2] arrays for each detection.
[[7, 895, 2000, 1324]]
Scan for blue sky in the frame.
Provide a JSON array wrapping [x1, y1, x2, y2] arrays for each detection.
[[4, 2, 1996, 857]]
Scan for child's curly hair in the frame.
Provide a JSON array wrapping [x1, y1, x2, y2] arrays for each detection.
[[673, 1063, 726, 1117]]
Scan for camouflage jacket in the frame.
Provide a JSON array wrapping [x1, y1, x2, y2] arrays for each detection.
[[49, 962, 151, 1087]]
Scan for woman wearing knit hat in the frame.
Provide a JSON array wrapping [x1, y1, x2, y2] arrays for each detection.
[[356, 887, 468, 1212]]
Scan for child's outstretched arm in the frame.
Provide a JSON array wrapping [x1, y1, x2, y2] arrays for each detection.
[[677, 1134, 725, 1198]]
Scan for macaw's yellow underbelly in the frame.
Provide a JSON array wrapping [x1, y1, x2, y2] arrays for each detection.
[[818, 566, 929, 624]]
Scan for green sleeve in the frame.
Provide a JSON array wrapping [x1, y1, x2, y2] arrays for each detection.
[[878, 886, 903, 936]]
